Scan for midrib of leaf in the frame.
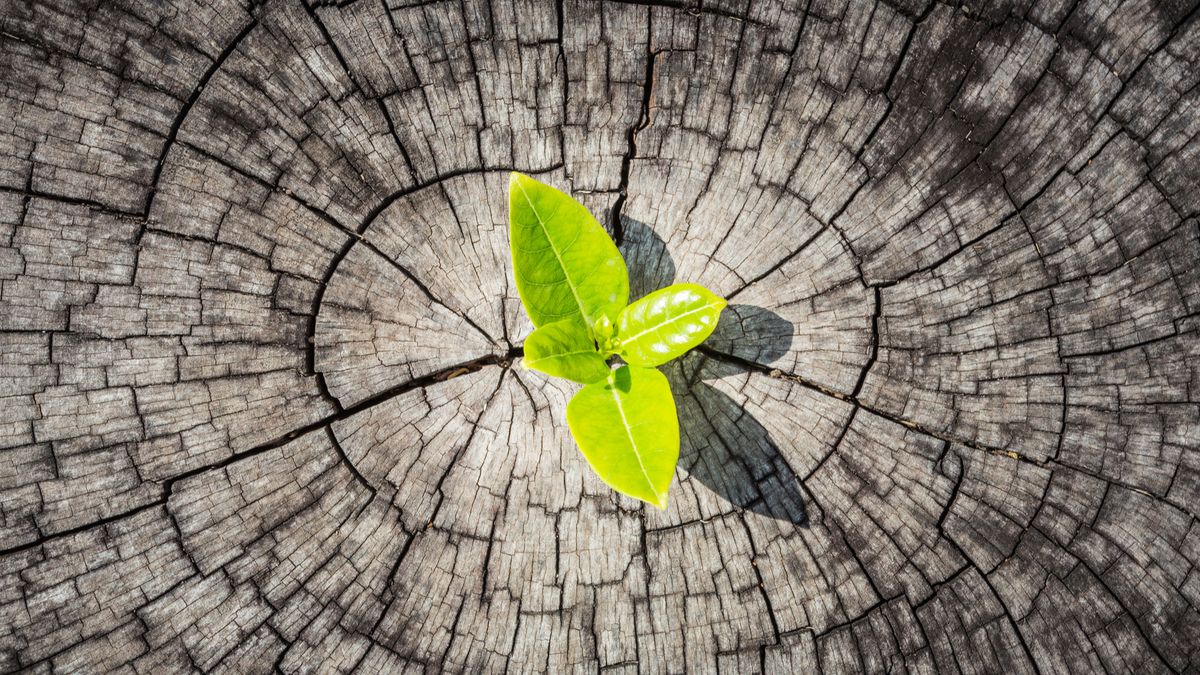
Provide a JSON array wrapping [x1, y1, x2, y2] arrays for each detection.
[[514, 179, 590, 326], [618, 302, 721, 347], [526, 349, 600, 366], [608, 379, 659, 505]]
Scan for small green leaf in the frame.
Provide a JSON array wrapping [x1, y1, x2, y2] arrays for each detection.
[[509, 172, 629, 333], [523, 319, 610, 384], [593, 314, 615, 341], [566, 366, 679, 509], [615, 283, 727, 367], [593, 313, 617, 353]]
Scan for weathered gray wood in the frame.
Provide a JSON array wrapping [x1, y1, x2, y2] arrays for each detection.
[[1, 0, 1199, 672]]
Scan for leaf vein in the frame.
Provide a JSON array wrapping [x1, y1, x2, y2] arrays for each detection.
[[618, 301, 722, 349], [609, 377, 659, 504], [514, 178, 591, 326]]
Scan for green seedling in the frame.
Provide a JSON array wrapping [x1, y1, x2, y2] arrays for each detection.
[[509, 172, 727, 509]]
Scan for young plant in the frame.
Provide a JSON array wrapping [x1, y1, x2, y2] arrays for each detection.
[[509, 172, 727, 509]]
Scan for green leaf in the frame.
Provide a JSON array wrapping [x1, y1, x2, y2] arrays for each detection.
[[566, 365, 679, 509], [615, 283, 727, 367], [522, 319, 611, 384], [593, 313, 618, 354], [509, 172, 629, 333]]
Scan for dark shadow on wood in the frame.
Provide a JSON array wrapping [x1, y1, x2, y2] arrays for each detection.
[[670, 355, 808, 526], [705, 303, 794, 369], [620, 216, 805, 524], [619, 216, 676, 302]]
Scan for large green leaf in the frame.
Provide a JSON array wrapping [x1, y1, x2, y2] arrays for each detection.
[[566, 366, 679, 509], [509, 172, 628, 332], [523, 319, 610, 384], [615, 283, 727, 367]]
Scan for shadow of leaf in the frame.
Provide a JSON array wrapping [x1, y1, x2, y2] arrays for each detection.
[[669, 355, 809, 526], [619, 216, 676, 302], [702, 303, 794, 378]]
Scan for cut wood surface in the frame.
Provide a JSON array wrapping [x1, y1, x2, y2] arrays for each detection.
[[1, 0, 1199, 672]]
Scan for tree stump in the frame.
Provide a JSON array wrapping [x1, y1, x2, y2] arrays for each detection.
[[2, 0, 1199, 671]]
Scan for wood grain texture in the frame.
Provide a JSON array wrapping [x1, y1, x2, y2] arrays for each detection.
[[1, 0, 1198, 672]]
